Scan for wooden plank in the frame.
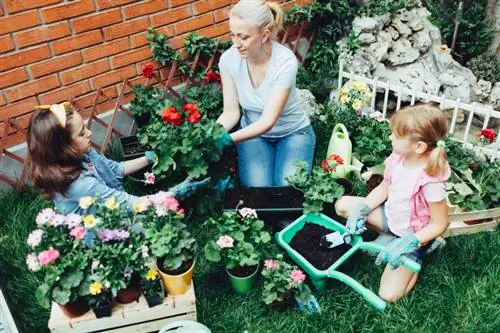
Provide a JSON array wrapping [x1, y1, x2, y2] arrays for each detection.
[[448, 207, 500, 222], [49, 284, 196, 333], [0, 288, 20, 333], [444, 219, 499, 237]]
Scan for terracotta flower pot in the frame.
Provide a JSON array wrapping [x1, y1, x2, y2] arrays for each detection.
[[58, 298, 90, 318], [270, 290, 295, 310], [158, 259, 195, 296], [116, 275, 141, 304]]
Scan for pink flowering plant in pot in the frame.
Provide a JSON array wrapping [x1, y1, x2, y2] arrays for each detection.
[[261, 254, 311, 308], [203, 207, 271, 275], [26, 207, 91, 311]]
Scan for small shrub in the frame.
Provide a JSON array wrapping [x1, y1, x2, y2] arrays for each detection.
[[467, 53, 500, 83]]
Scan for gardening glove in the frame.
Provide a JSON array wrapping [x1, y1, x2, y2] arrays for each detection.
[[215, 131, 234, 151], [168, 176, 211, 200], [144, 150, 158, 167], [215, 176, 234, 194], [345, 202, 372, 235], [295, 284, 321, 314], [375, 232, 421, 269]]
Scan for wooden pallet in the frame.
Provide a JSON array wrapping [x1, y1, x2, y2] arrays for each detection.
[[444, 207, 500, 237], [0, 288, 19, 333], [48, 284, 196, 333]]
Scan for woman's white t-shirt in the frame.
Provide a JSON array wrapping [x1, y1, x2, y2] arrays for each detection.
[[218, 41, 310, 138]]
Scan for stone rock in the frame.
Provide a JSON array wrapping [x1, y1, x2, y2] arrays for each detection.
[[377, 30, 392, 44], [423, 20, 442, 46], [442, 108, 465, 124], [387, 26, 400, 40], [358, 32, 376, 45], [387, 39, 420, 65], [391, 18, 412, 37], [368, 40, 390, 62], [408, 17, 424, 31], [489, 82, 500, 110], [397, 9, 412, 22], [472, 80, 492, 102], [439, 70, 466, 87], [439, 70, 471, 102], [297, 88, 319, 118], [352, 17, 378, 35], [411, 30, 432, 54], [373, 13, 391, 29], [348, 49, 378, 76]]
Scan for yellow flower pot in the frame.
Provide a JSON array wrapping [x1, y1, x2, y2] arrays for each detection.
[[158, 259, 195, 296]]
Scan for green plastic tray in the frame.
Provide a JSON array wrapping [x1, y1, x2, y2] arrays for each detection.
[[275, 213, 421, 311]]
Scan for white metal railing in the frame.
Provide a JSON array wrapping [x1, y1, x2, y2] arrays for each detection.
[[337, 60, 500, 159], [0, 289, 19, 333]]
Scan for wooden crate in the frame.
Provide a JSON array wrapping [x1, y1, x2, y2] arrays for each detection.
[[444, 207, 500, 237], [48, 284, 196, 333]]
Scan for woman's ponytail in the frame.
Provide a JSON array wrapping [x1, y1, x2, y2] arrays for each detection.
[[266, 1, 284, 37], [426, 140, 448, 177]]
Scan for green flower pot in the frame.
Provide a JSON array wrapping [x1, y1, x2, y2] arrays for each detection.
[[226, 264, 259, 294]]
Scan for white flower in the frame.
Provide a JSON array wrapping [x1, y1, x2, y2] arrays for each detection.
[[141, 245, 149, 258], [27, 229, 43, 248], [26, 253, 41, 272], [35, 208, 55, 226], [239, 207, 257, 219], [65, 213, 82, 228], [79, 196, 94, 209], [50, 214, 66, 227], [92, 260, 100, 270]]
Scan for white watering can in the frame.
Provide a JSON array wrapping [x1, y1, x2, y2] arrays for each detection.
[[326, 123, 361, 178], [159, 320, 211, 333]]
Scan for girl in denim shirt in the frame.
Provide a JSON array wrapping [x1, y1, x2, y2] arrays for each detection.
[[335, 104, 450, 302], [27, 103, 205, 214]]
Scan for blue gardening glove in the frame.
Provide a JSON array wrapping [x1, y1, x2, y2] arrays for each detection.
[[375, 232, 421, 268], [168, 176, 211, 200], [345, 202, 372, 235], [215, 131, 234, 151], [295, 284, 321, 314], [215, 176, 234, 194], [145, 150, 158, 167]]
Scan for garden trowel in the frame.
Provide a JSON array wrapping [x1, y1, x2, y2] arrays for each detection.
[[319, 231, 352, 249]]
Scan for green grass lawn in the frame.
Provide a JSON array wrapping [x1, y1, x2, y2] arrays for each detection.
[[1, 189, 499, 333]]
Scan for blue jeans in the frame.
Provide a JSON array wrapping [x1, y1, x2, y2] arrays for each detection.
[[237, 125, 316, 187]]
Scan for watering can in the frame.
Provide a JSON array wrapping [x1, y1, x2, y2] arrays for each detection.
[[326, 124, 361, 178]]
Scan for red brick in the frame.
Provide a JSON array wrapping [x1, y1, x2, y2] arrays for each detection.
[[0, 10, 41, 35], [110, 46, 150, 69], [124, 0, 168, 20], [71, 9, 122, 34], [96, 0, 135, 10], [5, 75, 60, 103], [0, 35, 15, 53], [38, 81, 92, 105], [0, 94, 5, 107], [199, 21, 229, 39], [0, 45, 51, 72], [151, 5, 191, 27], [0, 68, 28, 89], [30, 52, 83, 78], [14, 22, 71, 48], [91, 65, 137, 88], [0, 97, 38, 121], [214, 7, 230, 23], [281, 1, 297, 11], [193, 0, 231, 14], [174, 13, 213, 35], [166, 33, 187, 50], [4, 0, 62, 14], [61, 59, 110, 85], [51, 31, 103, 55], [82, 38, 130, 62], [102, 17, 150, 41], [169, 0, 195, 8], [0, 6, 3, 16], [74, 86, 117, 110], [40, 0, 95, 23], [156, 25, 176, 37]]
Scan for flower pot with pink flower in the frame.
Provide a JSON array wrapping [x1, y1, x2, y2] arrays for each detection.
[[142, 192, 196, 295], [26, 208, 91, 318], [204, 207, 271, 293]]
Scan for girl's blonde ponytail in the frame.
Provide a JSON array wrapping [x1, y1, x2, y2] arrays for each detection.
[[265, 1, 284, 37], [426, 143, 448, 177], [230, 0, 284, 38]]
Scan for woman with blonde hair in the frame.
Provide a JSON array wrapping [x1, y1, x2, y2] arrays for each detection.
[[216, 0, 315, 187]]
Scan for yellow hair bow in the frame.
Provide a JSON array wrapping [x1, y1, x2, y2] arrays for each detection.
[[35, 102, 69, 128]]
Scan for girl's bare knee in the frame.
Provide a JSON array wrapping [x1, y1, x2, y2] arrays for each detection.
[[378, 289, 404, 302], [335, 197, 348, 218]]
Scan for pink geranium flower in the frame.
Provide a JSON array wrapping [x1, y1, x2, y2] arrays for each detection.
[[239, 207, 257, 219], [38, 249, 60, 266], [264, 259, 280, 270], [144, 172, 155, 185], [69, 226, 86, 240], [216, 235, 234, 249], [36, 208, 56, 226], [290, 269, 306, 283], [65, 213, 82, 228]]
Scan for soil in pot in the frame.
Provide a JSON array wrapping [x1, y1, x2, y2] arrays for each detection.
[[228, 264, 258, 278], [223, 186, 304, 210], [270, 290, 295, 310], [366, 174, 384, 193], [116, 275, 141, 304], [158, 258, 194, 275], [58, 298, 90, 318], [123, 143, 147, 156], [290, 222, 350, 271], [135, 113, 151, 128]]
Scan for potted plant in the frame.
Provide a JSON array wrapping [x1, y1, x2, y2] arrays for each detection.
[[142, 192, 196, 295], [86, 277, 113, 318], [261, 254, 311, 310], [81, 196, 149, 305], [204, 207, 271, 293], [141, 268, 165, 308], [27, 208, 91, 318], [129, 83, 164, 128]]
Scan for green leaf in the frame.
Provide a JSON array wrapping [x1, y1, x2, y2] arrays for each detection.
[[35, 284, 51, 309], [52, 287, 71, 305]]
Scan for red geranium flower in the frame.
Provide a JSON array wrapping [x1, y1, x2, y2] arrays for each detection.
[[142, 63, 155, 79], [321, 154, 344, 173], [161, 106, 182, 126], [182, 103, 201, 124], [479, 128, 496, 144], [204, 69, 221, 83]]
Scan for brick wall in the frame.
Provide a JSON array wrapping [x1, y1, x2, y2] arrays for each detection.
[[0, 0, 312, 148]]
